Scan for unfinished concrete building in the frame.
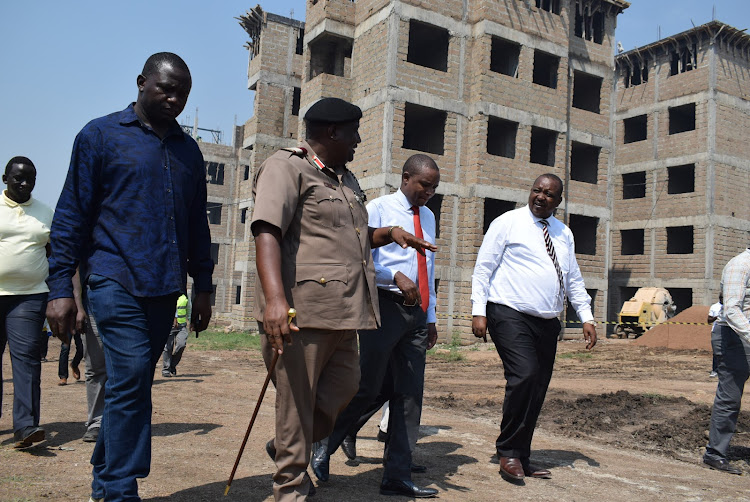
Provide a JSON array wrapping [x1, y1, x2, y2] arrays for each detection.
[[215, 0, 630, 341], [611, 21, 750, 318]]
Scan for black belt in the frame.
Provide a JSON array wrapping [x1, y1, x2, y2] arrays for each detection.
[[378, 288, 410, 305]]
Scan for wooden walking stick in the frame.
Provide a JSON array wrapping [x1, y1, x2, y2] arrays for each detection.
[[224, 308, 296, 496]]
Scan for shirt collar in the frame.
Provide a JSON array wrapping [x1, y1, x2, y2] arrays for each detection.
[[395, 189, 415, 211], [119, 103, 185, 139], [526, 205, 549, 225], [2, 190, 33, 207]]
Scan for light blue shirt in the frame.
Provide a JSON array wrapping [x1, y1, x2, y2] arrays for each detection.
[[471, 205, 593, 322], [367, 189, 437, 324]]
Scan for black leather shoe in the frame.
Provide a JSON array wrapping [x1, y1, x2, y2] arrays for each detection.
[[380, 479, 437, 498], [703, 457, 742, 475], [265, 439, 276, 461], [411, 463, 427, 473], [342, 434, 357, 460], [311, 443, 330, 482], [377, 429, 389, 442], [13, 426, 45, 448]]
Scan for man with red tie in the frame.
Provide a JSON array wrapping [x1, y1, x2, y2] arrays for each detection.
[[311, 154, 440, 498]]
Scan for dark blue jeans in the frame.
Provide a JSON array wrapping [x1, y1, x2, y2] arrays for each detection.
[[0, 293, 47, 434], [86, 274, 178, 501]]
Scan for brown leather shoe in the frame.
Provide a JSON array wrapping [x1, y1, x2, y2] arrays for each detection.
[[58, 378, 67, 386], [522, 462, 551, 479], [71, 364, 81, 381], [499, 456, 525, 481]]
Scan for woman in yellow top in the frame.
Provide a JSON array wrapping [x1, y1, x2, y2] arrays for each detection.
[[0, 156, 55, 448]]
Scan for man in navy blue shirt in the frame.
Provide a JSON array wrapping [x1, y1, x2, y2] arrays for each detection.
[[46, 52, 213, 502]]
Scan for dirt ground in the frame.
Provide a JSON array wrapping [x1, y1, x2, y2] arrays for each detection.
[[1, 338, 749, 501]]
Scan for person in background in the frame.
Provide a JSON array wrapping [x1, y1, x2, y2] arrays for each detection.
[[161, 293, 191, 377], [0, 156, 56, 448], [703, 245, 750, 475], [57, 329, 83, 385], [707, 294, 723, 378], [41, 318, 51, 362]]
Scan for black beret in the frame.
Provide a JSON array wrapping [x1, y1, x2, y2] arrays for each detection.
[[304, 97, 362, 123]]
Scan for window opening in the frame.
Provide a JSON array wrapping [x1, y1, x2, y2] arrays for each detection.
[[622, 172, 646, 199], [403, 103, 447, 155], [570, 142, 600, 184], [533, 50, 559, 88], [407, 20, 449, 72], [207, 204, 222, 225], [668, 164, 695, 194], [490, 37, 520, 77], [425, 194, 443, 239], [668, 103, 696, 134], [487, 117, 518, 159], [530, 126, 557, 166], [206, 162, 225, 185], [621, 229, 644, 255], [623, 114, 647, 143], [483, 199, 515, 234], [569, 214, 598, 255], [572, 71, 602, 113], [667, 226, 694, 254]]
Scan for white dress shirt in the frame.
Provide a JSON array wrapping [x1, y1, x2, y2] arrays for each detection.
[[471, 205, 593, 322], [367, 189, 437, 324]]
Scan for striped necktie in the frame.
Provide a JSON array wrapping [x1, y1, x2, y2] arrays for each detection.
[[540, 219, 565, 302]]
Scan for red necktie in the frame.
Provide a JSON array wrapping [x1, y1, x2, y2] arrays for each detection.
[[411, 206, 429, 313]]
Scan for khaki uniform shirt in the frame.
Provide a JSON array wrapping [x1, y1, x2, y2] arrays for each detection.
[[251, 141, 380, 330]]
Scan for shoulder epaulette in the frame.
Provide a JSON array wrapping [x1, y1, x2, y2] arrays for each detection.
[[281, 147, 308, 157]]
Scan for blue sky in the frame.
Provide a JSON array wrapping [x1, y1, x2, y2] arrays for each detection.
[[2, 1, 748, 207]]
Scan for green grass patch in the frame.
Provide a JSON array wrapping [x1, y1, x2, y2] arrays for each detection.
[[190, 330, 261, 352], [556, 351, 593, 361]]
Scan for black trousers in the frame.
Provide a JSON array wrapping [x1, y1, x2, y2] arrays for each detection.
[[327, 290, 428, 481], [58, 331, 84, 379], [487, 303, 560, 459]]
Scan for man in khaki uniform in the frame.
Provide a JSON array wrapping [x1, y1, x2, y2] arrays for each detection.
[[251, 97, 436, 501]]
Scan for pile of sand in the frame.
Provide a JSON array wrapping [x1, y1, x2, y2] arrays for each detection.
[[633, 305, 712, 351]]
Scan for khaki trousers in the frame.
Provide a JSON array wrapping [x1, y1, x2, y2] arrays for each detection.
[[261, 327, 359, 502]]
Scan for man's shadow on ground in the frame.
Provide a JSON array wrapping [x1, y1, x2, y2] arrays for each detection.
[[1, 421, 221, 457], [148, 438, 477, 501]]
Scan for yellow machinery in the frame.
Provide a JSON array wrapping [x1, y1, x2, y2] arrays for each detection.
[[614, 287, 676, 338]]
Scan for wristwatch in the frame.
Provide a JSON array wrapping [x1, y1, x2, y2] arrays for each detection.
[[583, 320, 598, 327]]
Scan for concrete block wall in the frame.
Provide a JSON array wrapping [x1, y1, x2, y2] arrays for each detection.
[[225, 6, 750, 336], [613, 23, 750, 313]]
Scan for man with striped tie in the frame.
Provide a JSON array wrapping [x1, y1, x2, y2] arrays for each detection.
[[471, 173, 597, 484]]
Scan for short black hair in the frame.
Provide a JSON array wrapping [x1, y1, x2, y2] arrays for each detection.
[[5, 156, 35, 176], [403, 154, 439, 176], [141, 52, 190, 77], [537, 173, 564, 198]]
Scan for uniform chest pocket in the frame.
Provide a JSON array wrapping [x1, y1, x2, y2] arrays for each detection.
[[311, 186, 346, 228]]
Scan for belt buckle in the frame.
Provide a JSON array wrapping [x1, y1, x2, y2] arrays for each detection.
[[402, 298, 417, 307]]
